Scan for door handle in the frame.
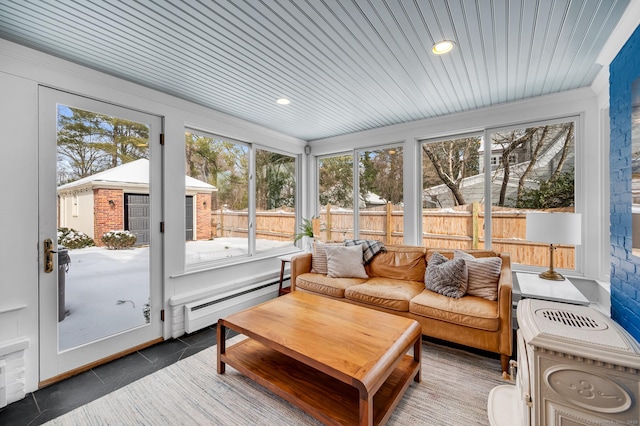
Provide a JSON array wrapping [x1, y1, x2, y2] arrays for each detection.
[[44, 238, 57, 273]]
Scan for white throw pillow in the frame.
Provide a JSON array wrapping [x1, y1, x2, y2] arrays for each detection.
[[325, 245, 368, 279], [454, 250, 502, 301]]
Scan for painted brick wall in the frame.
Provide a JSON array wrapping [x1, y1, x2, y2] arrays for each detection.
[[609, 24, 640, 341]]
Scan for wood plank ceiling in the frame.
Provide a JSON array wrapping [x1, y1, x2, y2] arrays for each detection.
[[0, 0, 629, 141]]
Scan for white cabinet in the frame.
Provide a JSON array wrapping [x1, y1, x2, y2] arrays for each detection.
[[489, 299, 640, 426]]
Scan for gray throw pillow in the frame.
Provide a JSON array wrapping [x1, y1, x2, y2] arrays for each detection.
[[425, 251, 468, 298], [454, 250, 502, 301], [325, 245, 369, 279]]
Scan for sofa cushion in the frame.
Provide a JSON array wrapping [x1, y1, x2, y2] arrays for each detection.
[[295, 273, 366, 298], [311, 241, 343, 274], [345, 277, 425, 312], [325, 244, 368, 278], [366, 245, 426, 281], [425, 251, 468, 298], [410, 290, 500, 331], [454, 250, 502, 301]]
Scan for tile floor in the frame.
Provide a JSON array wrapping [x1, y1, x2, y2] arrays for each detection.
[[0, 324, 229, 426]]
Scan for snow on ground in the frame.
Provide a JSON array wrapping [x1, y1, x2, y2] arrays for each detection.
[[59, 238, 292, 350]]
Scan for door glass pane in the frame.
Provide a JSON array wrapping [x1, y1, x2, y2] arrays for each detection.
[[255, 149, 296, 252], [489, 121, 577, 270], [56, 105, 150, 351], [421, 135, 484, 249], [184, 130, 249, 265], [358, 146, 404, 243], [318, 154, 354, 242]]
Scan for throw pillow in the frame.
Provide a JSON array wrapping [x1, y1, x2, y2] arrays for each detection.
[[311, 241, 343, 274], [344, 239, 386, 264], [325, 245, 369, 279], [454, 251, 502, 301], [425, 251, 468, 298]]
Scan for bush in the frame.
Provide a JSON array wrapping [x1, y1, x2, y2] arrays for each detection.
[[57, 227, 95, 249], [101, 230, 137, 250]]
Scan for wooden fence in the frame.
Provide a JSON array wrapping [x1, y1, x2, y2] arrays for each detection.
[[212, 203, 575, 269]]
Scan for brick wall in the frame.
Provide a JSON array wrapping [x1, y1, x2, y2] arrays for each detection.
[[196, 193, 213, 240], [93, 189, 124, 247], [609, 24, 640, 341]]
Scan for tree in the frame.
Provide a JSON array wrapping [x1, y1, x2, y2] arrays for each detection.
[[57, 106, 149, 183], [363, 148, 404, 204], [319, 155, 354, 208], [422, 137, 480, 206], [492, 123, 574, 207], [185, 132, 249, 210], [255, 150, 295, 210], [516, 169, 575, 209]]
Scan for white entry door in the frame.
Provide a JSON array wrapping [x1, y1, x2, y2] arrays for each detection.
[[38, 87, 163, 384]]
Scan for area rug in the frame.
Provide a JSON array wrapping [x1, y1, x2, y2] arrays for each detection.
[[45, 337, 506, 425]]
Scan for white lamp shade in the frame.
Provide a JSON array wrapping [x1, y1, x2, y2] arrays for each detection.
[[526, 212, 582, 246]]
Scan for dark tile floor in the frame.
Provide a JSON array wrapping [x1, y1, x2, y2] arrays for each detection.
[[0, 324, 229, 426]]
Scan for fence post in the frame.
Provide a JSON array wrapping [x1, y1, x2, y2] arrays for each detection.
[[326, 204, 332, 241], [472, 202, 479, 249], [312, 217, 321, 240], [386, 202, 392, 244], [220, 208, 224, 238]]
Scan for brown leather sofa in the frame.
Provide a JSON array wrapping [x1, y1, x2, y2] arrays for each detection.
[[290, 245, 513, 372]]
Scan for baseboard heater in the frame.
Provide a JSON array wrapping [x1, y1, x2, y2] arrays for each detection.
[[184, 281, 278, 334]]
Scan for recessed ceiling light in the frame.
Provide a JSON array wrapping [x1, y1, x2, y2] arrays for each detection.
[[276, 98, 290, 105], [432, 40, 455, 55]]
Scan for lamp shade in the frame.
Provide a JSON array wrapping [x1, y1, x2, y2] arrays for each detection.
[[525, 212, 582, 246]]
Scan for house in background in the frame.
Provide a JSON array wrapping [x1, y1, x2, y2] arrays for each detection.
[[57, 159, 217, 246]]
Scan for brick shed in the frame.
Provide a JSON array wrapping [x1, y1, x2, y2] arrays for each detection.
[[57, 159, 216, 246]]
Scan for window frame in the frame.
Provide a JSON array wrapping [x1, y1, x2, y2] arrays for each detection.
[[417, 115, 582, 276], [315, 142, 405, 242], [183, 128, 300, 271]]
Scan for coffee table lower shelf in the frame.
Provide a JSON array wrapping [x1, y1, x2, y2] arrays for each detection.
[[220, 338, 420, 425]]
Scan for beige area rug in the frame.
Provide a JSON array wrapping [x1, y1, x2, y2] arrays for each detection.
[[45, 337, 506, 425]]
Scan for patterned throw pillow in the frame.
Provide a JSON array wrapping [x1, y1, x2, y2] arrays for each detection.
[[325, 245, 369, 279], [425, 251, 468, 298], [311, 241, 342, 274], [454, 251, 502, 301]]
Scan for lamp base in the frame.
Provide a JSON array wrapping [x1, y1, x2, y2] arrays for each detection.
[[539, 270, 565, 281]]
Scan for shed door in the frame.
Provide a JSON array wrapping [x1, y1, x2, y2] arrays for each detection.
[[186, 196, 194, 240], [125, 193, 150, 245]]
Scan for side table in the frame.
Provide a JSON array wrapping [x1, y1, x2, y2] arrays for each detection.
[[516, 272, 589, 305], [277, 254, 297, 296]]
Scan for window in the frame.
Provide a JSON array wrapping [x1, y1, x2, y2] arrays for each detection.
[[489, 120, 576, 271], [318, 153, 354, 241], [358, 146, 404, 243], [317, 146, 404, 243], [421, 134, 484, 248], [419, 119, 577, 272], [255, 148, 296, 253], [184, 130, 296, 266]]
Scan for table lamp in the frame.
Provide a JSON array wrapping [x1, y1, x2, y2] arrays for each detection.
[[525, 212, 581, 280]]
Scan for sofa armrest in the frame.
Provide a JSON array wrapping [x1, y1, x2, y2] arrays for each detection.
[[497, 253, 513, 355], [290, 253, 312, 291]]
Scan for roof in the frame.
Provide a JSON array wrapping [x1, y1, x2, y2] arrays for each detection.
[[57, 159, 217, 192]]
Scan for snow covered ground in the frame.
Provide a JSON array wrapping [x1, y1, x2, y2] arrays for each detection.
[[58, 238, 292, 350]]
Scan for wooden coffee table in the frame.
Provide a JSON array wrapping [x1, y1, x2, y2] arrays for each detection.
[[217, 291, 422, 426]]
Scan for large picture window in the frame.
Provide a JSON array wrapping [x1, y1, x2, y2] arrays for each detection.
[[420, 118, 577, 271], [184, 130, 295, 266], [317, 146, 404, 243]]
